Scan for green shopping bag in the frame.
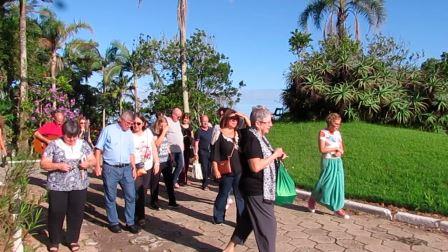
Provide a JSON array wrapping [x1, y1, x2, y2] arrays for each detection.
[[275, 162, 297, 205]]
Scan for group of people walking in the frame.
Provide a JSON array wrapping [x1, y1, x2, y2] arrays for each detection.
[[35, 106, 349, 252]]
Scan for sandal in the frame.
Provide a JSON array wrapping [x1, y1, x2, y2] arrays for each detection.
[[48, 245, 59, 252], [69, 243, 80, 252]]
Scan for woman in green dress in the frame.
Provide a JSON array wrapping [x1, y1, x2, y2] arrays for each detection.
[[307, 113, 349, 219]]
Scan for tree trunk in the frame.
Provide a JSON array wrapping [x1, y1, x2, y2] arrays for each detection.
[[337, 0, 347, 39], [102, 66, 106, 128], [51, 50, 57, 108], [17, 0, 29, 154], [178, 0, 189, 113], [133, 76, 139, 112]]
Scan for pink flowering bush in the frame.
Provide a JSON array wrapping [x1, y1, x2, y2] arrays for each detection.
[[31, 86, 79, 126]]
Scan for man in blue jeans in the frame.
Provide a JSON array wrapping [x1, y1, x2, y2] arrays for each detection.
[[94, 111, 140, 234]]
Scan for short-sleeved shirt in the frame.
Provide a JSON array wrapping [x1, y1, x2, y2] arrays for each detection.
[[239, 128, 264, 196], [195, 127, 213, 151], [95, 123, 135, 165], [165, 116, 184, 153], [212, 131, 242, 175], [43, 138, 92, 191], [38, 121, 63, 137], [154, 133, 170, 163], [133, 129, 155, 170], [319, 129, 342, 159]]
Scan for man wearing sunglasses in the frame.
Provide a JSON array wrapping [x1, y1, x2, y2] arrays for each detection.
[[94, 111, 140, 234]]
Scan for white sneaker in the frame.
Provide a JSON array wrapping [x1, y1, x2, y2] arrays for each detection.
[[225, 197, 233, 210]]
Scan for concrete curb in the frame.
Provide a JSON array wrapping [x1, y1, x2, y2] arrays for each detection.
[[295, 188, 446, 232], [345, 200, 393, 220], [395, 212, 440, 228], [295, 188, 392, 220], [440, 221, 448, 232]]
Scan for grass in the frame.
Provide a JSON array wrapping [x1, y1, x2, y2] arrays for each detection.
[[268, 121, 448, 215]]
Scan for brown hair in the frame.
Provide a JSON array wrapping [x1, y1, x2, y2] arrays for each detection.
[[134, 113, 148, 131], [326, 113, 342, 126], [219, 109, 237, 129], [0, 116, 4, 130], [152, 116, 167, 135], [181, 113, 190, 122]]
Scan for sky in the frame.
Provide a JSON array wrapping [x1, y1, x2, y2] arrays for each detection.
[[51, 0, 448, 114]]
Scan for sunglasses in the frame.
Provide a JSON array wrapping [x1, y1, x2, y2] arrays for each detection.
[[229, 116, 239, 121]]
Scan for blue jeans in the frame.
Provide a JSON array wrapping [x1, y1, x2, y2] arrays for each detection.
[[102, 163, 136, 226], [213, 174, 244, 223], [172, 151, 184, 184]]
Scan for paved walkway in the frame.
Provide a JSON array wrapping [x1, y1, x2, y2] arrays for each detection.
[[25, 170, 448, 252]]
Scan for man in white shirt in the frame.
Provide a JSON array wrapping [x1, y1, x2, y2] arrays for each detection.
[[165, 107, 184, 188]]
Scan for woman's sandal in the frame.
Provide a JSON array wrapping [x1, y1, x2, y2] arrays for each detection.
[[48, 245, 59, 252], [69, 243, 80, 252]]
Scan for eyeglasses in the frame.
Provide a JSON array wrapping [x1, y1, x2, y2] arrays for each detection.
[[134, 122, 142, 126]]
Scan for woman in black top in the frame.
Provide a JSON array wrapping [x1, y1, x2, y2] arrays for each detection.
[[180, 113, 193, 185], [223, 105, 286, 252], [211, 109, 250, 224]]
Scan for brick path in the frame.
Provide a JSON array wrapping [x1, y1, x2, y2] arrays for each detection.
[[25, 171, 448, 252]]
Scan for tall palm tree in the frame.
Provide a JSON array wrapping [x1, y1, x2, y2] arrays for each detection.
[[299, 0, 386, 40], [17, 0, 28, 152], [39, 10, 92, 107], [178, 0, 189, 113], [138, 0, 189, 113]]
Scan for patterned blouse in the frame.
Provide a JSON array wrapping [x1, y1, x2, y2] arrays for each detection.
[[319, 129, 343, 159], [43, 138, 93, 191]]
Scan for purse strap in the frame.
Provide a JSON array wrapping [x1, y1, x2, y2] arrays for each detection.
[[227, 130, 237, 159]]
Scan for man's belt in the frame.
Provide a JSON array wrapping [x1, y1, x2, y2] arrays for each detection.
[[104, 162, 130, 168]]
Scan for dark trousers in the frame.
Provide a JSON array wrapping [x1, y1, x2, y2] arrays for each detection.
[[232, 195, 277, 252], [213, 174, 244, 223], [179, 148, 190, 184], [47, 189, 87, 245], [198, 149, 211, 188], [151, 161, 176, 205], [134, 172, 151, 222]]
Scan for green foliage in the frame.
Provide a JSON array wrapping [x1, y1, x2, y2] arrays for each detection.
[[0, 157, 44, 251], [269, 121, 448, 215], [149, 30, 244, 125], [283, 35, 448, 132]]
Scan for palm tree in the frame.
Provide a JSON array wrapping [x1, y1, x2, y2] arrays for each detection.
[[138, 0, 189, 113], [39, 10, 92, 107], [299, 0, 386, 39], [17, 0, 28, 152], [178, 0, 189, 113]]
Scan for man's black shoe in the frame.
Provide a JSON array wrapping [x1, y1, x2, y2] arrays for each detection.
[[168, 202, 180, 209], [108, 224, 122, 233], [126, 224, 140, 234], [149, 203, 160, 210]]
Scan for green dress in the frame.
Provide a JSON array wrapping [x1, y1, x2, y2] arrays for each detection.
[[311, 129, 345, 211]]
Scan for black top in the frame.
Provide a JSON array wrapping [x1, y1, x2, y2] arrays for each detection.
[[212, 130, 242, 175], [182, 125, 193, 153], [194, 127, 213, 151], [239, 128, 264, 196]]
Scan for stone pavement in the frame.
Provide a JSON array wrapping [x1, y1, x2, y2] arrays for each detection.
[[25, 171, 448, 252]]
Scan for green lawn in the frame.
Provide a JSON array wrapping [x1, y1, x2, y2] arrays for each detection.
[[268, 121, 448, 215]]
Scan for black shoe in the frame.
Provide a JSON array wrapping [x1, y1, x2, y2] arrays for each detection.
[[149, 203, 160, 210], [212, 219, 223, 225], [108, 224, 122, 233], [137, 218, 146, 226], [126, 224, 140, 234], [168, 202, 180, 209]]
